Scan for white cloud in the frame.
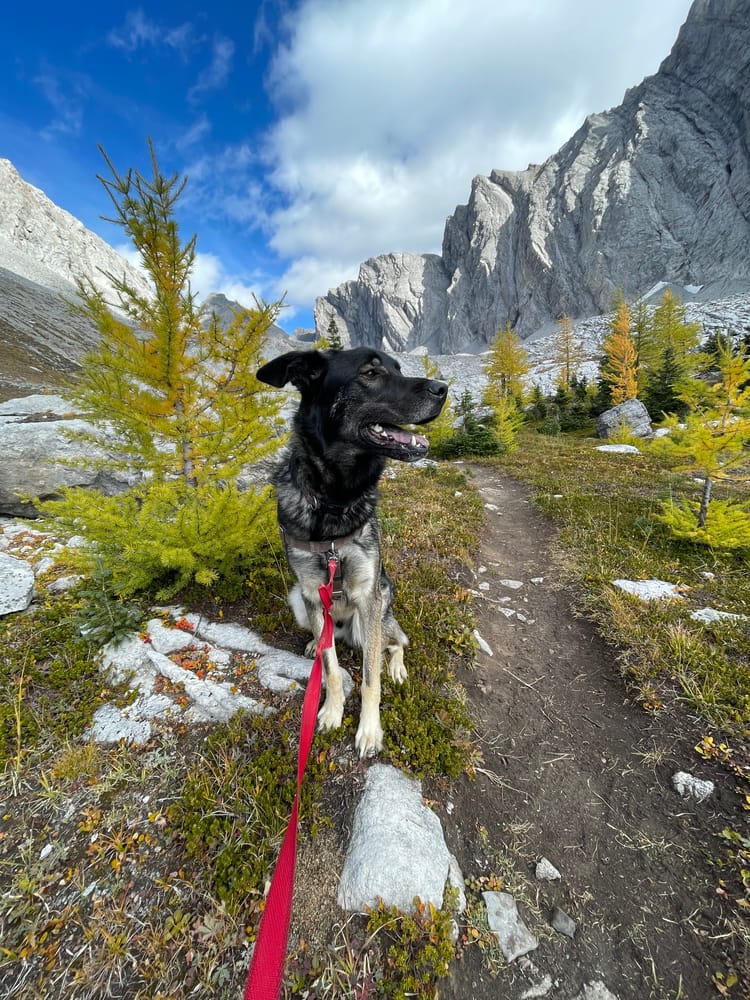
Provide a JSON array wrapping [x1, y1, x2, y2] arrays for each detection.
[[114, 243, 272, 313], [188, 36, 235, 102], [260, 0, 692, 304]]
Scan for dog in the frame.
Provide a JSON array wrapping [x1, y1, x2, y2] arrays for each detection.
[[256, 347, 448, 757]]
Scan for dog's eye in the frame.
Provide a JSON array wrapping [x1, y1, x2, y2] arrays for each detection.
[[361, 368, 381, 380]]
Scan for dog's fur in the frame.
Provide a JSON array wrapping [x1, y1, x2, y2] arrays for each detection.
[[256, 347, 447, 756]]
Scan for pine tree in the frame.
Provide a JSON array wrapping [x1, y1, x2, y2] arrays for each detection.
[[643, 346, 686, 419], [600, 301, 640, 404], [42, 143, 286, 598], [327, 315, 344, 350], [482, 323, 529, 409], [653, 339, 750, 544]]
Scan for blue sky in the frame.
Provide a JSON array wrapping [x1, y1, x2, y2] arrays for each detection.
[[3, 0, 692, 334]]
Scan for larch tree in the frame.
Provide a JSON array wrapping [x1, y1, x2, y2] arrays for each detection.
[[553, 315, 585, 388], [653, 338, 750, 545], [482, 323, 529, 409], [600, 301, 640, 403], [42, 142, 287, 598]]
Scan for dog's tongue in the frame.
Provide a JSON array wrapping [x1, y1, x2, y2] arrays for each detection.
[[388, 427, 428, 448]]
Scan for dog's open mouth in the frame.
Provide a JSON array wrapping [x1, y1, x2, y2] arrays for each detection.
[[365, 422, 430, 460]]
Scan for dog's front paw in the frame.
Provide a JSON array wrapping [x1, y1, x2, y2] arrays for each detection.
[[317, 698, 344, 732], [355, 718, 384, 758], [388, 652, 408, 684], [304, 638, 318, 658]]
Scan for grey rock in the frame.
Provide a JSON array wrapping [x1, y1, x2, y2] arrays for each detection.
[[672, 771, 715, 802], [596, 399, 652, 439], [596, 444, 641, 455], [338, 763, 454, 913], [0, 551, 35, 615], [86, 704, 152, 745], [690, 607, 749, 624], [316, 0, 750, 351], [535, 857, 561, 881], [46, 574, 82, 594], [550, 906, 577, 938], [482, 891, 538, 961], [574, 983, 620, 1000]]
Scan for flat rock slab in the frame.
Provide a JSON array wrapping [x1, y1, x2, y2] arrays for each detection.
[[612, 578, 685, 601], [482, 890, 538, 961], [338, 763, 454, 913], [0, 552, 35, 615], [88, 616, 351, 744]]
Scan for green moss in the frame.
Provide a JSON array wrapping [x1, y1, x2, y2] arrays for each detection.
[[365, 896, 457, 999], [169, 709, 337, 917], [0, 595, 118, 766]]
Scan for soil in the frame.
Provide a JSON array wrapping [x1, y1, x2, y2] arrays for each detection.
[[433, 465, 748, 1000]]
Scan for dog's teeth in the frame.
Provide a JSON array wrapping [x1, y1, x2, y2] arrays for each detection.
[[372, 424, 382, 433], [410, 435, 417, 446]]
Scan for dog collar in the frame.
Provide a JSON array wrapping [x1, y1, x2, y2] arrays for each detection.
[[280, 526, 362, 554], [280, 527, 362, 600]]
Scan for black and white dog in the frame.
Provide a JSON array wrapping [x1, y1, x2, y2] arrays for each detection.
[[256, 347, 447, 756]]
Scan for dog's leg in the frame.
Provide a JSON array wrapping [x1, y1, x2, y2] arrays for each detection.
[[355, 591, 384, 757], [305, 596, 346, 732]]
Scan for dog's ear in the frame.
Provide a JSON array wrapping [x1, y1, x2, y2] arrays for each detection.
[[256, 351, 328, 390]]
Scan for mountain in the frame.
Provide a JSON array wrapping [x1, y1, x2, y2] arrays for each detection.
[[0, 162, 292, 400], [315, 0, 750, 352], [0, 159, 154, 401]]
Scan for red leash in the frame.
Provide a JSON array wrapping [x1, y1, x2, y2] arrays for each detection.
[[244, 556, 337, 999]]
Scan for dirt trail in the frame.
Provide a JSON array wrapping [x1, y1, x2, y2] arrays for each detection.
[[437, 466, 745, 1000]]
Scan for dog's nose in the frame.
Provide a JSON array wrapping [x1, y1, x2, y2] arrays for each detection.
[[428, 380, 448, 398]]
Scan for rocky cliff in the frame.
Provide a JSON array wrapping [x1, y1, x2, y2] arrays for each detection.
[[315, 0, 750, 352]]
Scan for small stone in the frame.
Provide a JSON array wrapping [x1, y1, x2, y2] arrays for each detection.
[[479, 581, 490, 591], [535, 857, 561, 881], [596, 444, 640, 454], [690, 607, 748, 624], [473, 629, 493, 656], [47, 574, 82, 594], [483, 891, 538, 961], [672, 771, 714, 802], [530, 577, 544, 585], [574, 983, 620, 1000], [521, 975, 554, 999], [550, 906, 576, 938], [499, 579, 524, 590]]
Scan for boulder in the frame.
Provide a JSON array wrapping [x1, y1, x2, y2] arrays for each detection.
[[338, 763, 458, 913], [596, 398, 652, 439]]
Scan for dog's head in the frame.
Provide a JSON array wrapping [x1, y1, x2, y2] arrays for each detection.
[[257, 347, 448, 462]]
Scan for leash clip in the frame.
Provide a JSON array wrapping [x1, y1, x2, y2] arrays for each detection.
[[325, 544, 343, 601]]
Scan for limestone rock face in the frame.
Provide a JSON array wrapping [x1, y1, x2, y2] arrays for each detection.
[[0, 159, 153, 306], [314, 252, 449, 353], [0, 395, 137, 517], [316, 0, 750, 351]]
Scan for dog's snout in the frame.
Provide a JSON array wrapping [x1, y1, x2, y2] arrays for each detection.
[[428, 380, 448, 398]]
